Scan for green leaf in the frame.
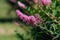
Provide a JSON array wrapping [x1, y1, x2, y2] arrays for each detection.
[[52, 10, 57, 16]]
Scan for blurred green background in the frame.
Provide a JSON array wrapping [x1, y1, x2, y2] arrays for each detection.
[[0, 0, 25, 40], [0, 0, 17, 19]]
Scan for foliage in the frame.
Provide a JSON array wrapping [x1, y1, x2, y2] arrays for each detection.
[[9, 0, 60, 40]]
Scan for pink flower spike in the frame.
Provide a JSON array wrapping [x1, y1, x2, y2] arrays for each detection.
[[16, 10, 23, 16], [42, 0, 51, 6], [16, 10, 40, 26], [23, 15, 29, 21], [16, 10, 24, 20], [29, 16, 37, 26], [17, 1, 26, 9]]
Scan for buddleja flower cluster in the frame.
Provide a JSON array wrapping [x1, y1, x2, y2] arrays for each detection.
[[10, 0, 51, 26], [16, 10, 40, 26], [9, 0, 60, 40]]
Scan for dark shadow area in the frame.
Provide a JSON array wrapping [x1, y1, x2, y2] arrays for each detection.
[[31, 27, 53, 40], [0, 18, 19, 23]]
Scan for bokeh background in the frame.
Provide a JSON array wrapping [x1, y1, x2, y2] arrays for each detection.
[[0, 0, 25, 40]]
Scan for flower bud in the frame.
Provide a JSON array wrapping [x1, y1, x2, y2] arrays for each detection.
[[17, 1, 26, 9]]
